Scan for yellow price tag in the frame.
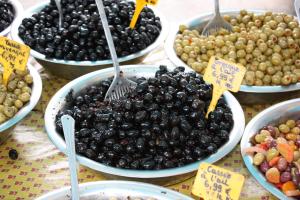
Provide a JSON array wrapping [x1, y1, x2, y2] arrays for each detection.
[[129, 0, 158, 29], [192, 163, 245, 200], [0, 36, 30, 85], [204, 56, 246, 117], [2, 63, 13, 86]]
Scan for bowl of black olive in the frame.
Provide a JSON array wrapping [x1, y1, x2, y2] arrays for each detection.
[[0, 0, 23, 36], [10, 0, 168, 79], [45, 65, 245, 185]]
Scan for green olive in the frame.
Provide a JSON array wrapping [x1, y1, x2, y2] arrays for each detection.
[[253, 153, 265, 165], [266, 148, 279, 162]]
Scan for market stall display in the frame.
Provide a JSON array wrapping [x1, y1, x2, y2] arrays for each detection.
[[241, 98, 300, 200], [0, 0, 23, 36], [44, 65, 244, 184], [10, 0, 168, 79], [0, 0, 300, 199], [35, 181, 193, 200], [0, 63, 42, 144]]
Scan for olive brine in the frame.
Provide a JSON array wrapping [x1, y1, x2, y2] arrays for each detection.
[[19, 0, 161, 61], [55, 66, 234, 170]]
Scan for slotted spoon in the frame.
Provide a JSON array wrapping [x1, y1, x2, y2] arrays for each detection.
[[202, 0, 232, 36], [95, 0, 137, 101]]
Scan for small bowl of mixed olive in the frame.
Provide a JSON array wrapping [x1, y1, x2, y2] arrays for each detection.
[[11, 0, 168, 79], [241, 98, 300, 200], [0, 0, 23, 36], [36, 180, 193, 200], [165, 10, 300, 104], [44, 64, 244, 185], [0, 63, 42, 144]]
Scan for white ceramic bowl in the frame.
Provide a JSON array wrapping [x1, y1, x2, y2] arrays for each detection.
[[10, 1, 169, 79], [241, 98, 300, 200], [165, 10, 300, 96], [0, 64, 42, 142], [44, 65, 245, 183], [36, 180, 193, 200], [0, 0, 23, 36]]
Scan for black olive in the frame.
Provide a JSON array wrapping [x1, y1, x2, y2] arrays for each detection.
[[135, 110, 147, 122], [142, 160, 155, 169], [8, 149, 18, 160]]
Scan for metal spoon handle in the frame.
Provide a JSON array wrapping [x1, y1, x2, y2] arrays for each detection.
[[214, 0, 221, 16], [95, 0, 120, 77], [54, 0, 63, 30], [61, 115, 79, 200], [295, 0, 300, 22]]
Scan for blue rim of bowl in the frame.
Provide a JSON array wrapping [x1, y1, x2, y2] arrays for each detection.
[[241, 98, 300, 200], [35, 180, 194, 200], [0, 63, 43, 132], [44, 64, 245, 178], [164, 9, 300, 93], [10, 0, 169, 66], [0, 0, 23, 37]]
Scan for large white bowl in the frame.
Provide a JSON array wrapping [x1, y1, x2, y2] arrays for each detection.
[[165, 10, 300, 95], [0, 63, 42, 142], [241, 98, 300, 200], [44, 65, 245, 183], [36, 180, 193, 200], [0, 0, 23, 36], [10, 1, 169, 79]]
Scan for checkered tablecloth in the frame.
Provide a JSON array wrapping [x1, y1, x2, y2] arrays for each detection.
[[0, 46, 278, 200]]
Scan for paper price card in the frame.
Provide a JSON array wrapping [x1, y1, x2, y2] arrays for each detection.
[[130, 0, 159, 29], [192, 163, 245, 200], [204, 56, 246, 117], [0, 36, 30, 85]]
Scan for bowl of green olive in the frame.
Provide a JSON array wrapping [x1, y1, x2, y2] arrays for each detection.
[[165, 10, 300, 104], [0, 63, 42, 144]]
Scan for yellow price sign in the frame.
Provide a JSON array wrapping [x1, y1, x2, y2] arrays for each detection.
[[0, 36, 30, 85], [129, 0, 159, 29], [192, 163, 245, 200], [2, 62, 13, 86], [204, 56, 246, 117]]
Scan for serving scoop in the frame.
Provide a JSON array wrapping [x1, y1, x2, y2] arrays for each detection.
[[95, 0, 137, 101], [202, 0, 232, 36], [61, 115, 79, 200]]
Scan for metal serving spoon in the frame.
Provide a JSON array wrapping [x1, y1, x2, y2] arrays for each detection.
[[54, 0, 63, 30], [295, 0, 300, 22], [61, 115, 79, 200], [202, 0, 232, 36], [95, 0, 137, 101]]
